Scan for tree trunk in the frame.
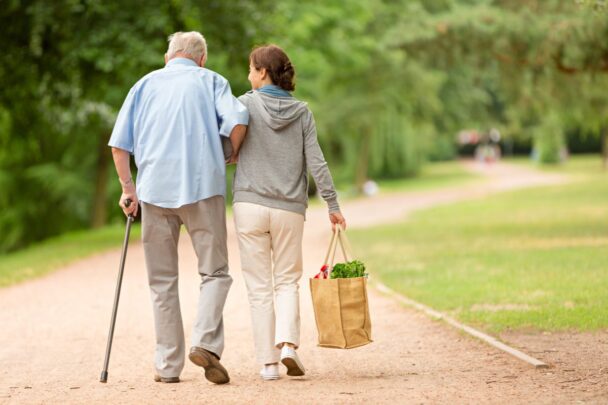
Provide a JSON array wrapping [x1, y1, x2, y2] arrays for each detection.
[[602, 127, 608, 170], [91, 132, 110, 228]]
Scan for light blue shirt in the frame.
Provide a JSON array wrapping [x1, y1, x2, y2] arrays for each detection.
[[108, 58, 249, 208]]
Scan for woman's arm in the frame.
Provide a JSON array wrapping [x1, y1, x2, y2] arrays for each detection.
[[229, 124, 247, 159], [303, 111, 346, 229]]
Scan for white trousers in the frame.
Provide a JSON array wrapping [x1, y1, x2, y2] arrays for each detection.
[[233, 202, 305, 365]]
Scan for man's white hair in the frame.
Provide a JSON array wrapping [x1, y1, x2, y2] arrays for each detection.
[[167, 31, 207, 61]]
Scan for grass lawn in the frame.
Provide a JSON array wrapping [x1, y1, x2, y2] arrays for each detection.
[[0, 222, 141, 288], [350, 155, 608, 332], [375, 160, 480, 194]]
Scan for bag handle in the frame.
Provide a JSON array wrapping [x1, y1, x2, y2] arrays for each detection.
[[328, 227, 342, 270], [337, 226, 354, 262], [324, 227, 339, 267], [328, 226, 353, 272]]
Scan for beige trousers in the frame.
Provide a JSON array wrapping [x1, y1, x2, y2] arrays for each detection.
[[141, 196, 232, 378], [233, 202, 305, 365]]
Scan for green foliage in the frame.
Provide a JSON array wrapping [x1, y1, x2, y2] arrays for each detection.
[[533, 114, 566, 163], [330, 260, 367, 279], [0, 0, 274, 252], [395, 0, 608, 162], [575, 0, 608, 12], [2, 0, 608, 252]]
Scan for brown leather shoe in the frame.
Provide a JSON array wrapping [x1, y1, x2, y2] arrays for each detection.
[[153, 375, 180, 383], [188, 347, 230, 384]]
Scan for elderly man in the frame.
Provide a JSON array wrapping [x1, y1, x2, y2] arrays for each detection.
[[108, 31, 248, 384]]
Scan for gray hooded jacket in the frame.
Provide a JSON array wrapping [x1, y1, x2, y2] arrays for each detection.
[[232, 91, 340, 216]]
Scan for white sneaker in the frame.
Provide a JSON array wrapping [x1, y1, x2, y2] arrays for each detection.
[[280, 346, 305, 376], [260, 363, 280, 381]]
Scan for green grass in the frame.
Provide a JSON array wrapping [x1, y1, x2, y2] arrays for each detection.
[[0, 223, 141, 287], [350, 155, 608, 332], [375, 160, 480, 194]]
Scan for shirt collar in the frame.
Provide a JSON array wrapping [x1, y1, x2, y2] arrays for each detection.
[[166, 57, 199, 68]]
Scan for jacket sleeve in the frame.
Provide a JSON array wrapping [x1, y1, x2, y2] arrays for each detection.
[[303, 110, 340, 213]]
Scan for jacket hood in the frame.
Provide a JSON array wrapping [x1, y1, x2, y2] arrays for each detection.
[[247, 91, 308, 131]]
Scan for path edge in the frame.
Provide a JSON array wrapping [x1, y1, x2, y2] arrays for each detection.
[[374, 281, 549, 369]]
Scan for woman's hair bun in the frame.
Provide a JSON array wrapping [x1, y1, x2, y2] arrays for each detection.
[[250, 44, 296, 92]]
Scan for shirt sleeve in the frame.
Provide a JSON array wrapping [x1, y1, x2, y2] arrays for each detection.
[[215, 75, 249, 138], [108, 86, 137, 153]]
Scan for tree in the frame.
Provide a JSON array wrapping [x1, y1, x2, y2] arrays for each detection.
[[0, 0, 274, 251], [392, 0, 608, 163]]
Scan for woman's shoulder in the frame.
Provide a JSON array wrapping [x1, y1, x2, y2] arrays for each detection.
[[238, 90, 255, 109], [238, 90, 255, 105]]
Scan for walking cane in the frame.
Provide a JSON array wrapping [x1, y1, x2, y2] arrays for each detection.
[[100, 199, 134, 383]]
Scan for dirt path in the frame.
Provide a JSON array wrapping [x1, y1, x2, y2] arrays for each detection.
[[1, 161, 606, 404]]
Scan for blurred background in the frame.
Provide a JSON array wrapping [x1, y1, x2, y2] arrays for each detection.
[[1, 0, 607, 253]]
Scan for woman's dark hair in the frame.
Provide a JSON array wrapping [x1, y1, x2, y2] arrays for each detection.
[[250, 44, 295, 91]]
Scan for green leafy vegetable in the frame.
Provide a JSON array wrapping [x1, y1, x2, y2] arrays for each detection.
[[330, 260, 367, 279]]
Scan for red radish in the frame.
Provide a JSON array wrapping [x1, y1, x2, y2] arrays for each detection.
[[314, 264, 329, 279]]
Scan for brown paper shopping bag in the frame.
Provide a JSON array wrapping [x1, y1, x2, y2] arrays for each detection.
[[310, 226, 372, 349]]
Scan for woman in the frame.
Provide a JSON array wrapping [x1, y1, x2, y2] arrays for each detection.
[[232, 44, 346, 381]]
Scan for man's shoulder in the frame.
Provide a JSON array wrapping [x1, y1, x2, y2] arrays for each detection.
[[201, 67, 222, 77], [134, 66, 237, 95], [138, 65, 214, 83], [200, 68, 230, 86], [129, 67, 167, 91]]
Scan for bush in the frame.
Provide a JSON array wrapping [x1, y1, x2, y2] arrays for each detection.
[[533, 116, 566, 164]]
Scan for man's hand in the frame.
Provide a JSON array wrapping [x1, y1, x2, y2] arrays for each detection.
[[329, 212, 346, 230], [119, 183, 139, 217], [111, 147, 138, 217]]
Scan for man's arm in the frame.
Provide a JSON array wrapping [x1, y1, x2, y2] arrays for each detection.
[[111, 147, 138, 217], [108, 85, 138, 216], [214, 75, 248, 164]]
